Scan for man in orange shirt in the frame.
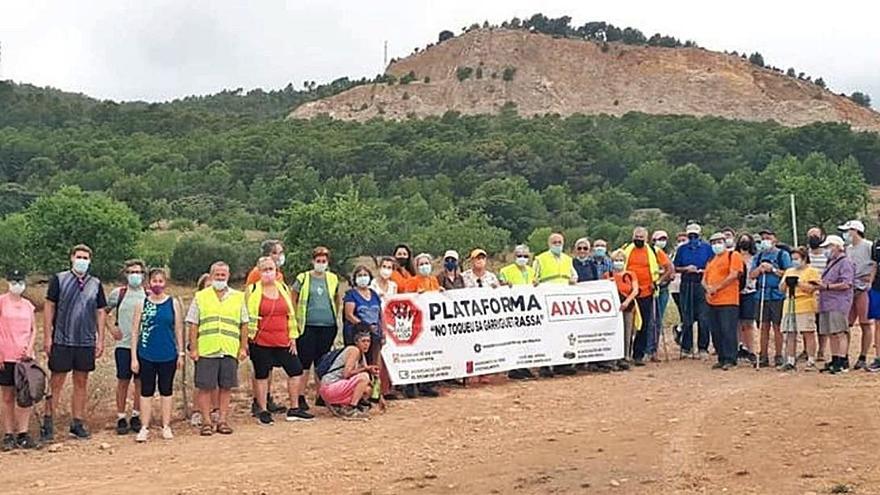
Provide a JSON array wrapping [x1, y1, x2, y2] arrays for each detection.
[[702, 232, 743, 370], [624, 227, 673, 365]]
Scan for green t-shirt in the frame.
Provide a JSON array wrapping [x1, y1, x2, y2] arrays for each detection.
[[306, 275, 336, 326]]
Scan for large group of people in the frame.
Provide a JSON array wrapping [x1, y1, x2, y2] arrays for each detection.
[[1, 218, 879, 450]]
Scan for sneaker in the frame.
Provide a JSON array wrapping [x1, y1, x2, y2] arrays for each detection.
[[774, 355, 784, 367], [338, 405, 369, 421], [614, 360, 630, 371], [286, 408, 315, 422], [853, 359, 868, 371], [798, 350, 809, 362], [555, 365, 577, 376], [15, 433, 38, 449], [698, 351, 710, 361], [779, 363, 797, 372], [297, 395, 310, 412], [190, 411, 203, 427], [633, 358, 646, 367], [40, 416, 54, 443], [257, 410, 274, 426], [819, 361, 835, 373], [129, 415, 142, 433], [867, 358, 880, 372], [538, 367, 555, 378], [162, 426, 174, 440], [673, 325, 682, 345], [251, 399, 260, 417], [315, 396, 326, 407], [69, 420, 90, 440], [711, 362, 725, 370], [722, 362, 735, 371], [758, 355, 770, 368], [804, 361, 818, 372], [116, 417, 129, 435], [1, 434, 15, 451], [267, 395, 286, 414], [508, 369, 527, 380], [417, 385, 439, 398], [737, 345, 750, 360], [356, 400, 372, 413], [519, 369, 535, 379], [135, 428, 149, 443]]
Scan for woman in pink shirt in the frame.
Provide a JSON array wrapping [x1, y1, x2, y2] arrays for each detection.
[[0, 270, 38, 450]]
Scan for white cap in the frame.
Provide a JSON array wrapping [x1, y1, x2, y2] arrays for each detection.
[[838, 220, 865, 233], [820, 235, 845, 248], [652, 230, 669, 241], [443, 250, 459, 261], [685, 223, 702, 235]]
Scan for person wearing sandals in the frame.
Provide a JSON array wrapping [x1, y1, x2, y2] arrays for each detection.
[[343, 265, 386, 408], [130, 268, 184, 442], [246, 257, 313, 426], [186, 262, 249, 436], [320, 327, 378, 421], [0, 269, 39, 450]]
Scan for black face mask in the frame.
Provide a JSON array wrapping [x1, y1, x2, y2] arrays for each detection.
[[396, 256, 409, 266], [633, 239, 645, 248], [737, 241, 753, 252], [687, 233, 699, 241], [808, 236, 822, 249]]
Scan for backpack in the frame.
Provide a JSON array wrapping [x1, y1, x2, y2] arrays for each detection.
[[112, 285, 145, 326], [315, 348, 346, 380], [14, 359, 48, 408], [728, 251, 748, 292]]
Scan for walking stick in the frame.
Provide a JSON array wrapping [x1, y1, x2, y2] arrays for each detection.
[[756, 272, 767, 370], [180, 297, 190, 420]]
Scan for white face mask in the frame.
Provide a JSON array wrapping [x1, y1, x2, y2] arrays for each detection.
[[9, 282, 25, 295], [419, 264, 432, 276], [379, 267, 393, 279], [276, 254, 286, 267], [313, 262, 328, 273]]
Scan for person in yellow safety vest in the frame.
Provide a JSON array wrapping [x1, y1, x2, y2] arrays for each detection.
[[622, 227, 673, 366], [533, 232, 578, 378], [185, 261, 249, 436], [500, 244, 537, 380], [289, 246, 342, 412]]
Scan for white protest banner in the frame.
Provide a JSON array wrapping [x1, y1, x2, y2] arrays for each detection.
[[381, 280, 624, 385]]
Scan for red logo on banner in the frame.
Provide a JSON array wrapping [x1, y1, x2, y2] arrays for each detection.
[[383, 299, 423, 345], [465, 361, 474, 374]]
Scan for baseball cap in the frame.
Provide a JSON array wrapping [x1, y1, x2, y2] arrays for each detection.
[[513, 244, 530, 255], [708, 232, 725, 242], [820, 235, 845, 248], [838, 220, 866, 233], [443, 250, 459, 261], [469, 248, 487, 260], [652, 230, 669, 241], [758, 228, 776, 236], [6, 269, 26, 282], [685, 223, 701, 235]]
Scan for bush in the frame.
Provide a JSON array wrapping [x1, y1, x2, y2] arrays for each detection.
[[168, 233, 254, 283], [456, 67, 474, 81], [502, 66, 517, 81], [23, 186, 142, 280], [400, 71, 416, 85], [136, 230, 178, 269], [0, 213, 32, 274]]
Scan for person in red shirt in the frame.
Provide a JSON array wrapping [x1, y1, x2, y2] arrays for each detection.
[[702, 232, 744, 370]]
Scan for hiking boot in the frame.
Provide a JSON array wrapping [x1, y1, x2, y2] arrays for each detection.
[[15, 433, 38, 449], [417, 385, 439, 398], [40, 416, 54, 443], [286, 408, 315, 421], [538, 366, 555, 378], [257, 410, 274, 426], [135, 427, 149, 443], [853, 359, 868, 371], [267, 395, 286, 414], [1, 434, 15, 452], [69, 420, 90, 440], [779, 363, 797, 372], [867, 358, 880, 372], [161, 426, 174, 440], [297, 395, 310, 411], [129, 415, 142, 433], [774, 355, 784, 367], [116, 417, 129, 435]]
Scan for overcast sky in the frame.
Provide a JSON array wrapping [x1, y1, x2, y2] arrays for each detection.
[[1, 0, 878, 104]]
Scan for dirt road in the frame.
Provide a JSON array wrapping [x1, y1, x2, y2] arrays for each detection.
[[3, 358, 879, 495]]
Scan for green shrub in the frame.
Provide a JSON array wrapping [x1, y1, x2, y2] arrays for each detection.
[[136, 230, 178, 269], [168, 233, 256, 282], [456, 66, 474, 81], [0, 213, 32, 274], [502, 66, 517, 81]]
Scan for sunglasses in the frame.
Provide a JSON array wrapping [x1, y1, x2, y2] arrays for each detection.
[[576, 246, 590, 251]]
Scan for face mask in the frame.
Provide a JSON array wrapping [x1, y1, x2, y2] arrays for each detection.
[[355, 275, 371, 288], [379, 267, 393, 279], [418, 264, 432, 276], [824, 249, 833, 259], [127, 273, 143, 287], [150, 284, 165, 295], [313, 262, 328, 273], [593, 247, 607, 258], [737, 241, 752, 252], [261, 271, 276, 284], [276, 254, 285, 267], [654, 240, 667, 250], [808, 237, 822, 249], [212, 280, 228, 291], [612, 261, 625, 272], [9, 282, 25, 295], [444, 260, 458, 271], [791, 259, 802, 268], [756, 240, 769, 252], [711, 243, 725, 255], [549, 245, 563, 256], [687, 233, 699, 242], [843, 232, 852, 244], [724, 238, 735, 249], [72, 259, 90, 274], [515, 256, 529, 266], [395, 256, 409, 266], [633, 239, 645, 248], [676, 241, 687, 249], [576, 254, 589, 262]]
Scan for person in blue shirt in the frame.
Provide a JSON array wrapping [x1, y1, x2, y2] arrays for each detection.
[[591, 239, 614, 279], [573, 238, 600, 282], [748, 228, 792, 368], [673, 223, 715, 359]]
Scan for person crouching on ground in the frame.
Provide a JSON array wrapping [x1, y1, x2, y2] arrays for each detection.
[[320, 326, 379, 421]]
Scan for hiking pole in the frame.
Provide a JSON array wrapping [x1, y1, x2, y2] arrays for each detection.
[[756, 272, 766, 371], [181, 299, 190, 420]]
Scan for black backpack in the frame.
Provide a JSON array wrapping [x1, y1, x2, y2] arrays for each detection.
[[315, 348, 346, 379]]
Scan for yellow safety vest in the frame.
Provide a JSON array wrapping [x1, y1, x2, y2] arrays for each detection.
[[534, 251, 574, 285], [195, 287, 245, 357], [246, 281, 299, 340], [295, 271, 339, 329], [500, 263, 536, 286], [622, 243, 660, 295]]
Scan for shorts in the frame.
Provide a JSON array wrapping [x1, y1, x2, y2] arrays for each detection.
[[115, 348, 139, 381], [818, 311, 850, 335], [738, 293, 756, 322], [869, 289, 880, 320], [48, 344, 95, 373], [755, 299, 783, 326], [319, 372, 368, 406], [848, 290, 872, 325], [194, 356, 239, 390], [140, 358, 177, 397], [250, 344, 303, 380], [782, 313, 817, 333], [0, 362, 15, 386], [297, 325, 337, 371]]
